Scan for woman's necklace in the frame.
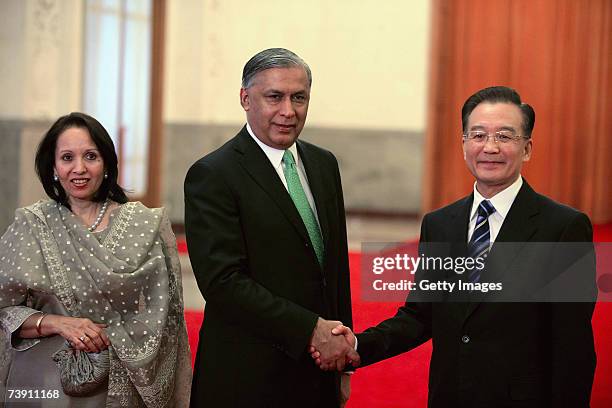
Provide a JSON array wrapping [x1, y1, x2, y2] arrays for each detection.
[[88, 199, 109, 232]]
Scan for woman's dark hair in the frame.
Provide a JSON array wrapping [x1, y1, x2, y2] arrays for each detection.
[[35, 112, 129, 207]]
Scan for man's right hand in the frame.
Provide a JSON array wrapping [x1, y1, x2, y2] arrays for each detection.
[[308, 319, 360, 371]]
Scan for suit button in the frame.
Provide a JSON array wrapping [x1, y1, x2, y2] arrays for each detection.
[[461, 335, 470, 344]]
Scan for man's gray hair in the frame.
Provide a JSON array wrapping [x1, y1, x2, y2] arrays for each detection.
[[242, 48, 312, 88]]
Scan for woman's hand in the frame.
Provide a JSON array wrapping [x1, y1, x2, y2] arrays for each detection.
[[42, 315, 111, 353]]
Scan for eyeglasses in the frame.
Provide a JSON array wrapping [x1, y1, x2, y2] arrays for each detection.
[[463, 130, 529, 144]]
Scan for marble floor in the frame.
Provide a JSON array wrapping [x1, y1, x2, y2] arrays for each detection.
[[179, 215, 422, 310]]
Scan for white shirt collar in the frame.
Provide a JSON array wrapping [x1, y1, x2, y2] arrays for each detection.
[[246, 122, 299, 169], [471, 176, 523, 221]]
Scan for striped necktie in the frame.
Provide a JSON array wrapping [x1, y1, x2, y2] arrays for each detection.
[[282, 150, 325, 266], [467, 200, 496, 283]]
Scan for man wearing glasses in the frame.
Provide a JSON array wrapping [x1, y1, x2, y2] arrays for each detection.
[[312, 86, 596, 407]]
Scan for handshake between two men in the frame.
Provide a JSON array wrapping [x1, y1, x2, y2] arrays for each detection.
[[309, 318, 360, 371]]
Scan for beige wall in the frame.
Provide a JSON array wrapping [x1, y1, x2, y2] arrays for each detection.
[[164, 0, 431, 131], [0, 0, 83, 225], [0, 0, 83, 120], [0, 0, 431, 230], [0, 0, 26, 119], [162, 0, 432, 219]]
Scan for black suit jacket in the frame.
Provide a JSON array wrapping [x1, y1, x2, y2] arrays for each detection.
[[185, 127, 352, 407], [357, 180, 596, 408]]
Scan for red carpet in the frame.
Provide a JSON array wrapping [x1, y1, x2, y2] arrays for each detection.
[[183, 223, 612, 407]]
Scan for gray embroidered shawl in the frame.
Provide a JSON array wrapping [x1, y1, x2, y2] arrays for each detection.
[[0, 200, 191, 407]]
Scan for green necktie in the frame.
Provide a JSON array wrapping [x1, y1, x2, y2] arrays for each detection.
[[282, 150, 325, 266]]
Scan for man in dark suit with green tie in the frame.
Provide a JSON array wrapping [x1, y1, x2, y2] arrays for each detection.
[[185, 48, 357, 408]]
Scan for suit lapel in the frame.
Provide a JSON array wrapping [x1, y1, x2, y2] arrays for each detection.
[[444, 195, 473, 311], [234, 128, 311, 246], [493, 181, 539, 244], [449, 194, 473, 249], [464, 181, 540, 318], [297, 141, 331, 252]]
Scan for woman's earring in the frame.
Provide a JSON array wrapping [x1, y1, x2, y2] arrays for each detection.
[[53, 174, 59, 182], [104, 172, 108, 179]]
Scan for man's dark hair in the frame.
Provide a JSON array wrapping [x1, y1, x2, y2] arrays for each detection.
[[35, 112, 129, 208], [242, 48, 312, 88], [461, 86, 535, 137]]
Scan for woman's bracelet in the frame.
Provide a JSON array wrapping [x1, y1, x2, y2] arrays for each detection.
[[35, 313, 46, 336]]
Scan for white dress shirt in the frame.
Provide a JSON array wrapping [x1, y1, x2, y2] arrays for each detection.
[[467, 176, 523, 245], [246, 123, 321, 225]]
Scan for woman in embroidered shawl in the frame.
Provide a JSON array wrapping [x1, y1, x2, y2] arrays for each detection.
[[0, 112, 191, 407]]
